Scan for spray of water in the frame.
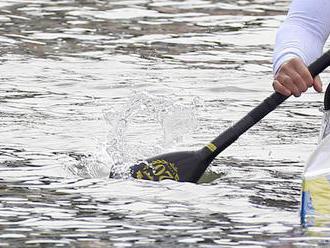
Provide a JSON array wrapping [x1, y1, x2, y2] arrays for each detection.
[[67, 92, 199, 178]]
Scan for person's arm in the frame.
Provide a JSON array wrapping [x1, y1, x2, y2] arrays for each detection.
[[273, 0, 330, 96]]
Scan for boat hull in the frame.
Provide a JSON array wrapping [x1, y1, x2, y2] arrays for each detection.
[[300, 106, 330, 226]]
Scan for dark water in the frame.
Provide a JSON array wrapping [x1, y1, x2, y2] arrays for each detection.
[[1, 0, 330, 247]]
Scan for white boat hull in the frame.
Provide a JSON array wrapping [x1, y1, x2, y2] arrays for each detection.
[[301, 110, 330, 226]]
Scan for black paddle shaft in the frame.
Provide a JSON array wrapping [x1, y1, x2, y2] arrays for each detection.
[[208, 50, 330, 160]]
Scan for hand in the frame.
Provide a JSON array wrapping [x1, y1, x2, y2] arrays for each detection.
[[273, 57, 322, 97]]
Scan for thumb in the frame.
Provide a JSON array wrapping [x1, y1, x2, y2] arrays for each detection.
[[313, 75, 323, 93]]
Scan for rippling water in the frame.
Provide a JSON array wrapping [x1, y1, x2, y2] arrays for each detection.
[[1, 0, 330, 247]]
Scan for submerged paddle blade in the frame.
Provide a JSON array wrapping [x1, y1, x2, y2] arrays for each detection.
[[130, 147, 214, 183]]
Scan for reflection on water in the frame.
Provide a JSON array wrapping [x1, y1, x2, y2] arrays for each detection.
[[1, 0, 330, 247]]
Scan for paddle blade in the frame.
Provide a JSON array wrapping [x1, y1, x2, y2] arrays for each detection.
[[129, 150, 210, 183]]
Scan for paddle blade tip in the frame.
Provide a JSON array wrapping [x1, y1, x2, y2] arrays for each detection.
[[130, 160, 180, 181]]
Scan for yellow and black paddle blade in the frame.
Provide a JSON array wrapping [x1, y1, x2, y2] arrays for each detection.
[[129, 148, 214, 183]]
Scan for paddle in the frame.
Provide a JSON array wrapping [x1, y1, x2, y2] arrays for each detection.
[[122, 50, 330, 183]]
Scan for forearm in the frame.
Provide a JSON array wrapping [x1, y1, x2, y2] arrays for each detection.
[[273, 0, 330, 74]]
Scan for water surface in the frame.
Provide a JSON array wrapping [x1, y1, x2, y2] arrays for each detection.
[[1, 0, 330, 247]]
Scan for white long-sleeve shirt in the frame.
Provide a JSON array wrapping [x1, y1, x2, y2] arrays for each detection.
[[273, 0, 330, 74]]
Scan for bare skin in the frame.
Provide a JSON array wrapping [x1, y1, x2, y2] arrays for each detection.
[[273, 57, 323, 97]]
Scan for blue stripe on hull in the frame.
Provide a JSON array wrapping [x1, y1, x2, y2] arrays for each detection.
[[300, 191, 314, 227]]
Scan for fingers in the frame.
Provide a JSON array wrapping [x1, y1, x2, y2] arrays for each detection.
[[313, 75, 323, 93], [273, 80, 291, 96], [273, 57, 321, 97], [275, 74, 301, 96], [294, 60, 313, 87]]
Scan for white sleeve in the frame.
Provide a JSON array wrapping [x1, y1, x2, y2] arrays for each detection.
[[273, 0, 330, 74]]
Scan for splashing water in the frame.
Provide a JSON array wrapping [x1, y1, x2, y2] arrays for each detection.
[[104, 92, 199, 177], [67, 92, 198, 178]]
